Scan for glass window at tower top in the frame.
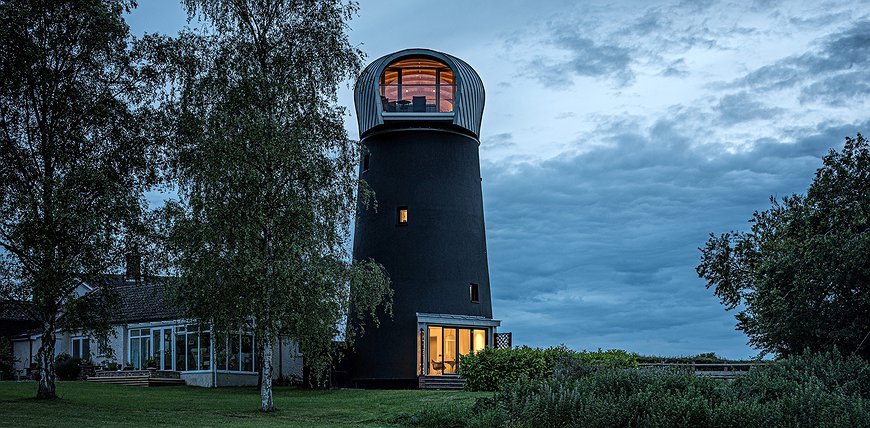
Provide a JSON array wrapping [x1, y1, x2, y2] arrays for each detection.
[[380, 57, 455, 113]]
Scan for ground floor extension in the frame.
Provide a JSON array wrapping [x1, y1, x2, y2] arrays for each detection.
[[11, 319, 303, 387]]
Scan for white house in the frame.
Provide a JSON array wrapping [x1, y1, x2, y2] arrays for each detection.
[[10, 277, 303, 387]]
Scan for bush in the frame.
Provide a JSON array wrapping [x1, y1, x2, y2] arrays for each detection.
[[407, 350, 870, 427], [459, 346, 637, 391], [54, 353, 82, 381], [0, 338, 17, 380]]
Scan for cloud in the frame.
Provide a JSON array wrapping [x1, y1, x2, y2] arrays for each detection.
[[525, 31, 635, 87], [660, 58, 689, 77], [483, 116, 867, 357], [481, 132, 517, 151], [716, 92, 785, 124], [735, 20, 870, 92]]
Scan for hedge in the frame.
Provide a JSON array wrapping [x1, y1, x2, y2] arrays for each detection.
[[459, 345, 637, 391]]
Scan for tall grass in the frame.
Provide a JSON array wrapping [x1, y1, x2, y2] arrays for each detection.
[[404, 349, 870, 427]]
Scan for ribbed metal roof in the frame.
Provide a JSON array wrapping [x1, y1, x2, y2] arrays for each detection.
[[354, 48, 485, 138]]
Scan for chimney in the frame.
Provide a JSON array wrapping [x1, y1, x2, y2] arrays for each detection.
[[125, 250, 141, 282]]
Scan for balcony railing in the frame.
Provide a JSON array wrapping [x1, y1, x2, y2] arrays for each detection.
[[380, 84, 455, 113]]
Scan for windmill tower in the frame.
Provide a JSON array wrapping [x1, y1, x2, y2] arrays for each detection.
[[350, 49, 499, 388]]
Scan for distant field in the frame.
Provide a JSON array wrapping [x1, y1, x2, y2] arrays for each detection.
[[0, 381, 487, 427]]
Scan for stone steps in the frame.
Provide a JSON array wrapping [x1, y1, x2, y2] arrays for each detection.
[[418, 376, 466, 390]]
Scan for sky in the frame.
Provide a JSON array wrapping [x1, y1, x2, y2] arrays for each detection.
[[127, 0, 870, 359]]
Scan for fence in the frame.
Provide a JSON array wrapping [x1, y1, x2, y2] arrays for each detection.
[[637, 362, 768, 379]]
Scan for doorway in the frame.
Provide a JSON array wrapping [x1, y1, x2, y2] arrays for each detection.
[[151, 327, 174, 370], [426, 326, 487, 376]]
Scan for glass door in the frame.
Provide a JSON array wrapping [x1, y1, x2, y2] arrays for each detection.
[[444, 329, 457, 374], [426, 326, 488, 376], [151, 327, 175, 371], [427, 326, 443, 375]]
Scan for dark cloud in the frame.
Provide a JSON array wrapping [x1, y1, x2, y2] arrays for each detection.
[[481, 132, 517, 150], [716, 92, 785, 124], [520, 3, 764, 89], [526, 31, 635, 86], [736, 20, 870, 92], [660, 58, 689, 77], [483, 118, 867, 357], [799, 71, 870, 106]]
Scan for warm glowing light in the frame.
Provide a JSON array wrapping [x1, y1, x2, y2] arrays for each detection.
[[427, 327, 488, 376], [397, 207, 408, 225], [473, 330, 486, 353], [380, 57, 455, 113]]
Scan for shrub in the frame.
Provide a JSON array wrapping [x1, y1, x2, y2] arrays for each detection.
[[407, 350, 870, 427], [459, 346, 637, 391], [54, 353, 82, 381], [0, 337, 17, 380]]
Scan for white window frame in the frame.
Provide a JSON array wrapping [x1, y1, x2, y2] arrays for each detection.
[[71, 336, 90, 360]]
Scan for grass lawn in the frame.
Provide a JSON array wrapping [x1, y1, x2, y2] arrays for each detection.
[[0, 381, 487, 427]]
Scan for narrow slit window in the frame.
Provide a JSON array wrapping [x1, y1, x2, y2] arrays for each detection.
[[397, 206, 408, 226], [470, 283, 479, 303], [362, 153, 370, 173]]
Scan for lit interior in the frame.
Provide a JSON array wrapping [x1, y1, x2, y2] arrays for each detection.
[[380, 57, 455, 113], [398, 208, 408, 224], [427, 326, 487, 376]]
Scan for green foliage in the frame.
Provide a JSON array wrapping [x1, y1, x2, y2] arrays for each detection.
[[0, 338, 16, 380], [698, 133, 870, 359], [459, 346, 637, 391], [408, 350, 870, 427], [0, 0, 165, 398], [53, 354, 82, 381], [154, 0, 391, 411]]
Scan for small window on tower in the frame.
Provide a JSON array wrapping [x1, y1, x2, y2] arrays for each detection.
[[397, 206, 408, 226], [362, 153, 370, 173], [470, 283, 480, 303]]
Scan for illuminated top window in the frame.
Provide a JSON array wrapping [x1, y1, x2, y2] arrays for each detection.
[[380, 58, 455, 113]]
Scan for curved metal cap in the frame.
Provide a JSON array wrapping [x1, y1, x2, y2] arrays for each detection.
[[354, 48, 485, 138]]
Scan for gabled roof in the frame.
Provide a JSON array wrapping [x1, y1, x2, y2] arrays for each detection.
[[0, 300, 34, 321], [94, 276, 182, 324], [2, 277, 184, 340], [0, 301, 40, 338]]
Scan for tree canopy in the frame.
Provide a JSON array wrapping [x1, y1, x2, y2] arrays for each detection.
[[0, 0, 163, 398], [698, 133, 870, 359], [158, 0, 391, 411]]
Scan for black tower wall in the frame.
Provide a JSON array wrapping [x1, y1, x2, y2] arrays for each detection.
[[351, 127, 492, 385], [350, 49, 491, 387]]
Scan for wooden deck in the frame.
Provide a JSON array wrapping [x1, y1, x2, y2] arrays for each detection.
[[87, 369, 186, 387]]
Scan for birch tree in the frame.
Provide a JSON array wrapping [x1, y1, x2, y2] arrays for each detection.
[[161, 0, 391, 412], [0, 0, 162, 399]]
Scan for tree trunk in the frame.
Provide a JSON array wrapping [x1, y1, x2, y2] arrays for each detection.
[[260, 332, 274, 412], [36, 323, 57, 399], [256, 338, 263, 391]]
